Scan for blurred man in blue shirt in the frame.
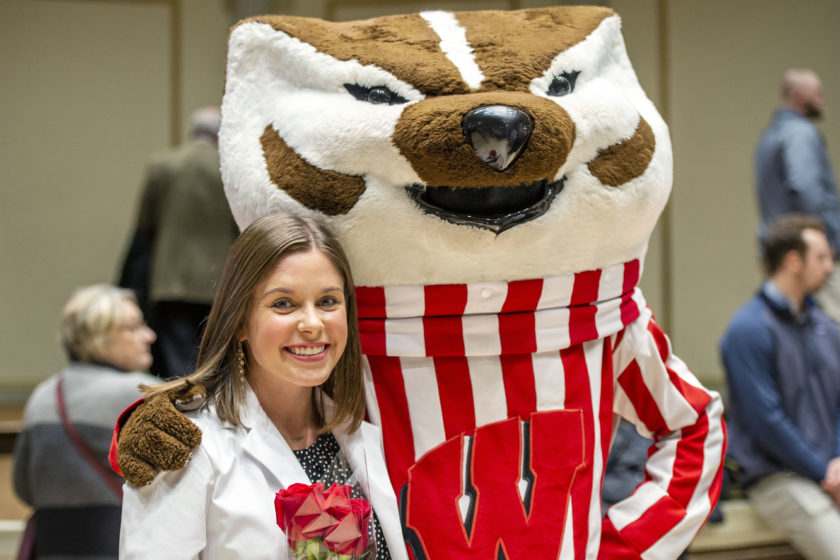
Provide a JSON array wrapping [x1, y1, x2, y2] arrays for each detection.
[[721, 213, 840, 559], [756, 68, 840, 323]]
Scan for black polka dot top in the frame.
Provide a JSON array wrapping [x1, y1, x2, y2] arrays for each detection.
[[293, 432, 392, 559]]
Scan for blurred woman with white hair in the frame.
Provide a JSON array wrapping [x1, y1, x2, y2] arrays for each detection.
[[13, 284, 158, 559]]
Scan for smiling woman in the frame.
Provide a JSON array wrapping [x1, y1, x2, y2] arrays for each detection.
[[242, 248, 349, 448], [119, 213, 406, 560]]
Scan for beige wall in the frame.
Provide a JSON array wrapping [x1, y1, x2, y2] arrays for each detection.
[[1, 0, 839, 396], [667, 0, 840, 388], [2, 0, 172, 390], [0, 0, 229, 392]]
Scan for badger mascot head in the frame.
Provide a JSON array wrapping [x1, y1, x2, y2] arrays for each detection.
[[219, 6, 723, 559], [220, 6, 670, 286]]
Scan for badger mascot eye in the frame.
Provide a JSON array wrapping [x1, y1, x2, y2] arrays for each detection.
[[344, 83, 408, 105], [547, 71, 580, 97]]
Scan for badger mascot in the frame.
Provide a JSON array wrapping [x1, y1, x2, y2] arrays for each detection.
[[115, 6, 726, 558]]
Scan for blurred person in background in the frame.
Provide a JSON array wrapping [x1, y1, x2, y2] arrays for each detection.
[[755, 68, 840, 323], [13, 284, 159, 559], [720, 214, 840, 559], [122, 106, 239, 378]]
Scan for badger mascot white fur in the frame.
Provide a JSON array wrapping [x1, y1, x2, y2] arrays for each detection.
[[117, 6, 726, 559]]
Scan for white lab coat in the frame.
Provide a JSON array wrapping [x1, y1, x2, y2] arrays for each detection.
[[120, 385, 408, 560]]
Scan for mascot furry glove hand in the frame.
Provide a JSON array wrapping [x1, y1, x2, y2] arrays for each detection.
[[117, 383, 204, 486]]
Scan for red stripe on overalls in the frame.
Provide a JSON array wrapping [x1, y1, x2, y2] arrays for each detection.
[[356, 286, 387, 355], [621, 260, 641, 326], [598, 337, 616, 484], [561, 343, 596, 559], [570, 269, 601, 345], [618, 359, 668, 438], [423, 285, 476, 440], [500, 279, 542, 419]]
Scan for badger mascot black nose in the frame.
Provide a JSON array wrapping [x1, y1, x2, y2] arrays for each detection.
[[462, 105, 533, 172]]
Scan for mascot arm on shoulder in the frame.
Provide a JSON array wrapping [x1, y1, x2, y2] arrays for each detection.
[[115, 6, 726, 558]]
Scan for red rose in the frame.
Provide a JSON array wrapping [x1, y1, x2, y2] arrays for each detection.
[[275, 482, 334, 546], [323, 482, 352, 510], [323, 498, 372, 556], [275, 482, 373, 556]]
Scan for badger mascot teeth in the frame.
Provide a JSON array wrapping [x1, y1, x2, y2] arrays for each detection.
[[195, 6, 727, 558]]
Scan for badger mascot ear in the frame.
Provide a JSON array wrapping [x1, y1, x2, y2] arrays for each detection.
[[219, 6, 671, 287], [219, 7, 724, 560]]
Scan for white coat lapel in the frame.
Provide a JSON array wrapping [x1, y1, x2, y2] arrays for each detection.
[[238, 385, 310, 490], [334, 422, 409, 560]]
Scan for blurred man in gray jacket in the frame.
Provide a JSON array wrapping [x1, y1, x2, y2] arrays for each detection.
[[134, 107, 239, 378], [756, 68, 840, 322]]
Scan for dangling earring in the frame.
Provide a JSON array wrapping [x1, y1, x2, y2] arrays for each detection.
[[237, 342, 246, 396]]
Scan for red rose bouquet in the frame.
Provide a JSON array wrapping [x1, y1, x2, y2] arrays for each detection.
[[275, 481, 374, 559]]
